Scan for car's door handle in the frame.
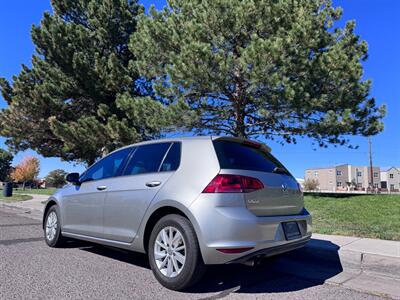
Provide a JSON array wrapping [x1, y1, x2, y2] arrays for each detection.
[[97, 185, 107, 191], [145, 181, 161, 187]]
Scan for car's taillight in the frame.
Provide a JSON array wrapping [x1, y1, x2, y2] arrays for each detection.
[[202, 174, 264, 193]]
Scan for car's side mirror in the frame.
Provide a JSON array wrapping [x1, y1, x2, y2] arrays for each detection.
[[66, 172, 80, 185]]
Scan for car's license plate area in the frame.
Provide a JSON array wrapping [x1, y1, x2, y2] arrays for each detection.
[[282, 221, 301, 240]]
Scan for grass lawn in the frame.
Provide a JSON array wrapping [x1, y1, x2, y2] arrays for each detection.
[[0, 193, 33, 203], [13, 188, 57, 196], [305, 194, 400, 241]]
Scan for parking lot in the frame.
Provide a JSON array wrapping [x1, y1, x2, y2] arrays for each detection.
[[0, 206, 396, 299]]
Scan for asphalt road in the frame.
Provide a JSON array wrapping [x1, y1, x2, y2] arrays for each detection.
[[0, 206, 386, 300]]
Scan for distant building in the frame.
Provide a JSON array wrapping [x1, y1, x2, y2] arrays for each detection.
[[305, 164, 380, 192], [380, 167, 400, 192]]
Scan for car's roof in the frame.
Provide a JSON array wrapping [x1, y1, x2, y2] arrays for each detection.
[[114, 135, 271, 153], [119, 135, 212, 148]]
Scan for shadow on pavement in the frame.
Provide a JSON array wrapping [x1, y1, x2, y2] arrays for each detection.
[[61, 238, 343, 294]]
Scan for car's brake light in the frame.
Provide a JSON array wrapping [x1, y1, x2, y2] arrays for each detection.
[[202, 174, 264, 193], [243, 140, 262, 148]]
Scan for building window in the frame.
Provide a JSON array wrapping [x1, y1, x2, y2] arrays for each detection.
[[357, 183, 362, 188], [336, 170, 342, 176], [314, 171, 318, 177], [389, 174, 394, 179], [337, 182, 342, 187], [390, 184, 395, 191], [357, 171, 362, 176], [373, 172, 378, 177], [373, 183, 379, 188]]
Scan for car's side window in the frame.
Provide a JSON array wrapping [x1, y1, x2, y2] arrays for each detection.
[[81, 147, 133, 182], [159, 142, 181, 172], [123, 143, 171, 176]]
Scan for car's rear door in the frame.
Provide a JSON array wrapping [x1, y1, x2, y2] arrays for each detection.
[[103, 142, 181, 243], [62, 147, 133, 238]]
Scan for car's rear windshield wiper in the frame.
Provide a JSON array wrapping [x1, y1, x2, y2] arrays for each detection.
[[272, 167, 289, 175]]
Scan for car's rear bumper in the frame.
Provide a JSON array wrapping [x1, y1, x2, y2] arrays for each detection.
[[189, 194, 312, 265], [227, 237, 311, 264]]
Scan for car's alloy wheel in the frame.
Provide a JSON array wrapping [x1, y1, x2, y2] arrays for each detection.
[[43, 205, 66, 247], [148, 214, 206, 290], [154, 226, 186, 278], [45, 211, 58, 242]]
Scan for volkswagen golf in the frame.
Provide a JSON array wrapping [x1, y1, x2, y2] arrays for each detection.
[[43, 136, 312, 290]]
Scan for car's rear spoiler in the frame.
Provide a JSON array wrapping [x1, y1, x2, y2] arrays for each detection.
[[212, 136, 272, 153]]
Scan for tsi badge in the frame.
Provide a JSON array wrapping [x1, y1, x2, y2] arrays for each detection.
[[247, 198, 259, 204]]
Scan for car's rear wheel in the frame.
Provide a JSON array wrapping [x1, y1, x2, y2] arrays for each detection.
[[44, 205, 66, 247], [148, 214, 206, 290]]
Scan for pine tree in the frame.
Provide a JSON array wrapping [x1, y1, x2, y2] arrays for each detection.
[[131, 0, 385, 147], [0, 0, 177, 166]]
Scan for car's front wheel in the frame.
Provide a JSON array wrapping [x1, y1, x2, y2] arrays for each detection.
[[44, 205, 66, 247], [148, 214, 206, 290]]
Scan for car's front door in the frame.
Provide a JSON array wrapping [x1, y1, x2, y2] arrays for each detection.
[[103, 142, 181, 243], [62, 147, 133, 238]]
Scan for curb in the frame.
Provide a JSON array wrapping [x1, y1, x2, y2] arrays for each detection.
[[305, 240, 400, 279]]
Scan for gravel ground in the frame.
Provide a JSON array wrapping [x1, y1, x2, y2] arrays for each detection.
[[0, 206, 387, 300]]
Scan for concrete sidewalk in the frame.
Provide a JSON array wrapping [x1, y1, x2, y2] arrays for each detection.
[[4, 194, 48, 211], [1, 196, 399, 298], [0, 194, 47, 220]]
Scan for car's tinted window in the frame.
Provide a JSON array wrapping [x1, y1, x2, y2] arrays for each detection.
[[81, 147, 133, 182], [159, 143, 181, 172], [123, 143, 171, 176], [213, 140, 289, 174]]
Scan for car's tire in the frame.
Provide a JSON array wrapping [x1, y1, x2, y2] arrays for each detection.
[[148, 214, 206, 291], [43, 205, 66, 247]]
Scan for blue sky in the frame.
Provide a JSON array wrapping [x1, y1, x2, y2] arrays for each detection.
[[0, 0, 399, 178]]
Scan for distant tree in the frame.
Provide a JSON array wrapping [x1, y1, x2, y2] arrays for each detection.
[[304, 178, 319, 191], [0, 149, 13, 181], [0, 0, 179, 166], [11, 157, 40, 190], [132, 0, 385, 147], [45, 169, 67, 188]]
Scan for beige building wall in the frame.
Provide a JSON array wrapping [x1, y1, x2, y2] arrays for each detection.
[[351, 166, 381, 189], [335, 164, 350, 190], [305, 165, 381, 191], [381, 167, 400, 191], [370, 166, 381, 188], [305, 167, 336, 191]]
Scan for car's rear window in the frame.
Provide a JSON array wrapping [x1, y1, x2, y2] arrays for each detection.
[[213, 140, 290, 174]]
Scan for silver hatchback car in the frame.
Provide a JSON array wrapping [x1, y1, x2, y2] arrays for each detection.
[[43, 136, 312, 290]]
